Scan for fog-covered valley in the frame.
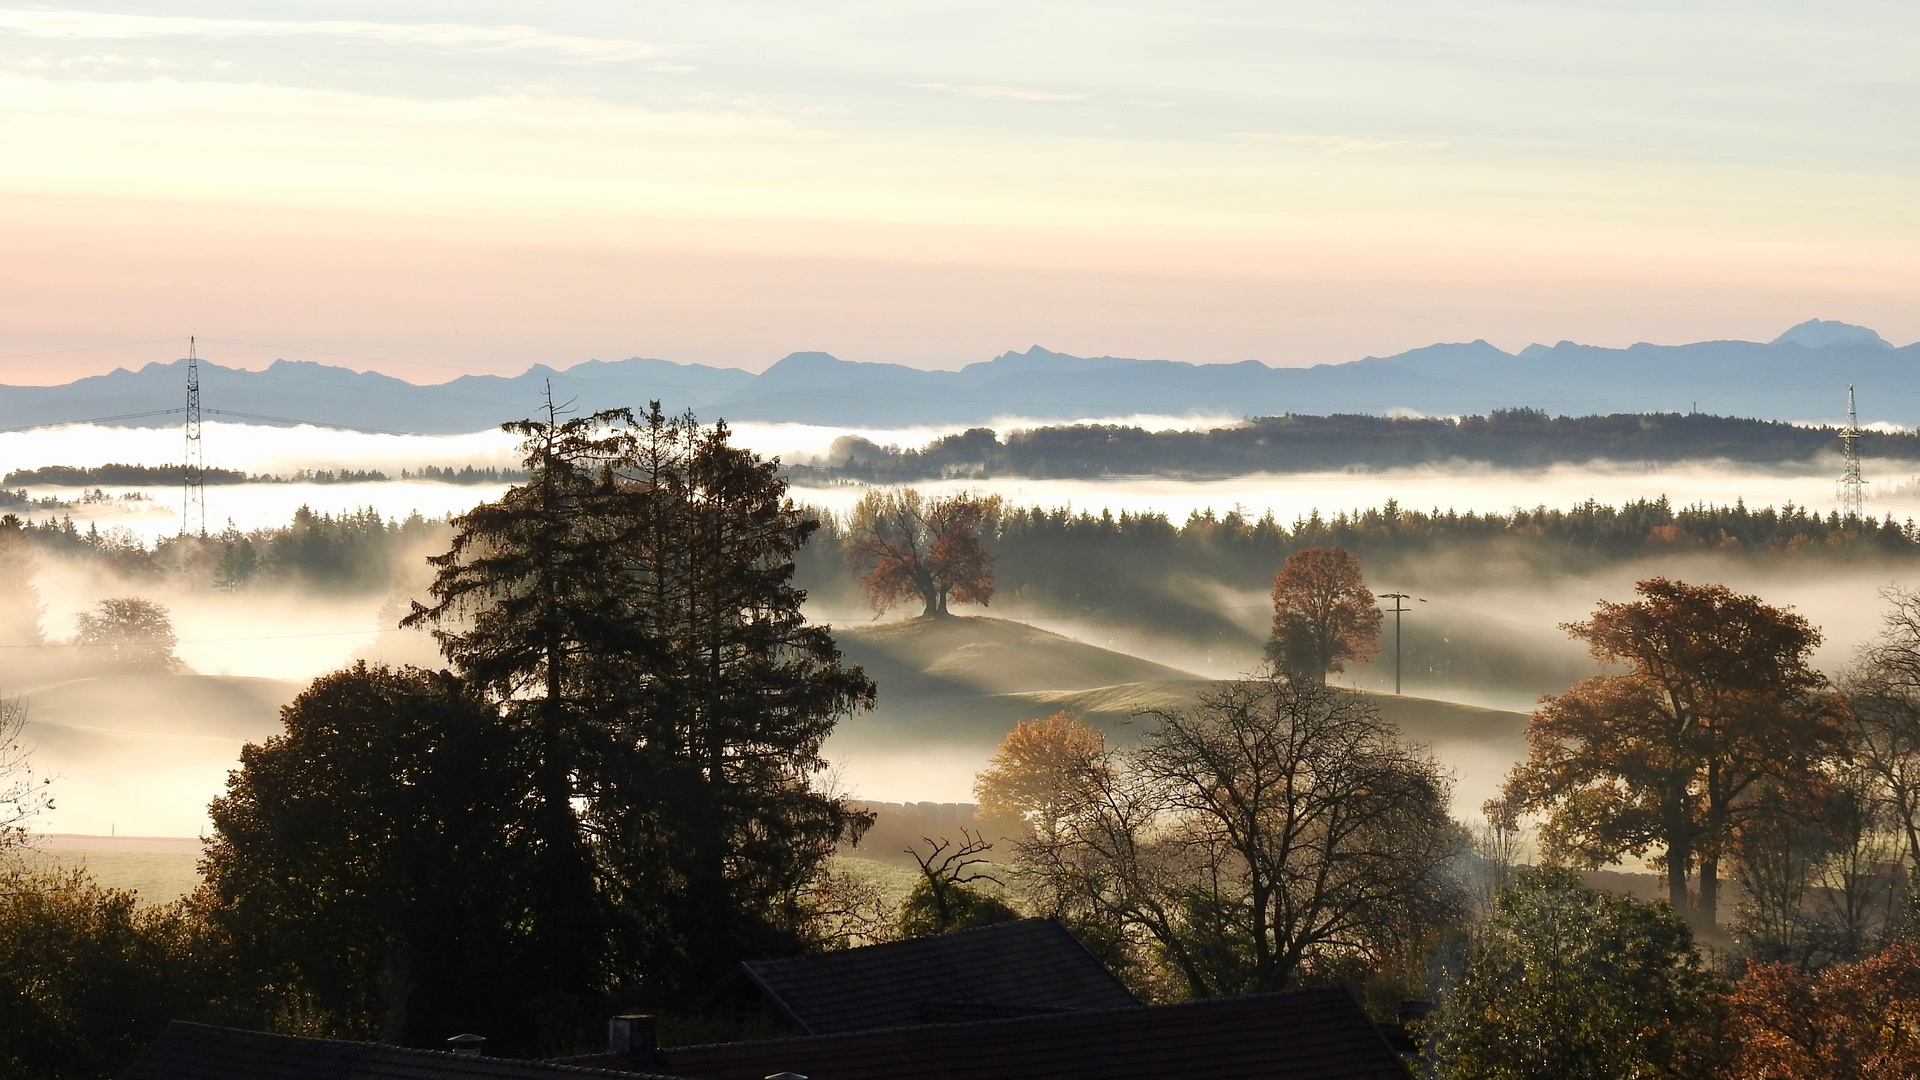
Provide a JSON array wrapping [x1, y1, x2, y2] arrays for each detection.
[[7, 420, 1918, 846]]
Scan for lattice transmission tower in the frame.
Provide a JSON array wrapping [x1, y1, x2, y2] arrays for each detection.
[[181, 336, 205, 537], [1838, 383, 1865, 520]]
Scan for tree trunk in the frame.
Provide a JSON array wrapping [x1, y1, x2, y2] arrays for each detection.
[[1699, 855, 1718, 923], [1666, 840, 1690, 911]]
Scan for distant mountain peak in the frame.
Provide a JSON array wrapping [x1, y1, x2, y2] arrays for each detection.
[[1772, 319, 1892, 350]]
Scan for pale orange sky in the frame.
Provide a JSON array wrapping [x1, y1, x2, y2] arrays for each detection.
[[1, 2, 1916, 384]]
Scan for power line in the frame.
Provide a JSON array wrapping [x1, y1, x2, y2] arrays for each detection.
[[1378, 592, 1416, 695], [0, 337, 181, 363]]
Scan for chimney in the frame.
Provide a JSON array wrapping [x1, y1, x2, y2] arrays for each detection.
[[608, 1014, 659, 1058], [446, 1034, 485, 1057]]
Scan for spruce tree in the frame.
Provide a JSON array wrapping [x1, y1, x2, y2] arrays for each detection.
[[402, 402, 636, 1006], [405, 402, 874, 1003], [601, 406, 875, 989]]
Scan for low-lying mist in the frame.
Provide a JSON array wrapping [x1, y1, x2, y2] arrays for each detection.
[[8, 418, 1920, 845]]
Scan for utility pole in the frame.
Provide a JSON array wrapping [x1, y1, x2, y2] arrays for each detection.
[[1380, 592, 1412, 695], [182, 336, 205, 537], [1838, 384, 1865, 520]]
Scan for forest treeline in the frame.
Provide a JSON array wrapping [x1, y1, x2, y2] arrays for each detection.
[[7, 491, 1915, 618], [804, 409, 1915, 479], [3, 463, 526, 486], [10, 507, 448, 593], [797, 497, 1920, 646]]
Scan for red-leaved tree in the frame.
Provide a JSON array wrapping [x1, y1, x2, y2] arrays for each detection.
[[846, 490, 999, 617], [1267, 546, 1381, 684], [1729, 940, 1920, 1079]]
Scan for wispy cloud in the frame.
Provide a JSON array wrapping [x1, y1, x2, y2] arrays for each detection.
[[910, 82, 1090, 103], [1229, 132, 1448, 153], [0, 9, 670, 62]]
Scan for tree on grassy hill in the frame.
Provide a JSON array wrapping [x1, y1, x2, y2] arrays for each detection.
[[1505, 579, 1846, 921], [73, 597, 180, 672], [1431, 868, 1726, 1080], [1266, 546, 1381, 684], [846, 489, 1000, 617]]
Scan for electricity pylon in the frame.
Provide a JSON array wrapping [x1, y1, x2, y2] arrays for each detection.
[[1838, 384, 1865, 520], [182, 336, 205, 537]]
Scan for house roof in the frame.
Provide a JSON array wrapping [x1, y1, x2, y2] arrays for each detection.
[[592, 986, 1409, 1080], [711, 917, 1139, 1035], [119, 1022, 693, 1080]]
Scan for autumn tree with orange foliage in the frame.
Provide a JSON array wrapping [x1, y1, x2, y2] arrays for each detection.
[[975, 712, 1109, 843], [846, 489, 1000, 617], [1266, 546, 1382, 684], [1506, 579, 1847, 921], [1728, 940, 1920, 1079]]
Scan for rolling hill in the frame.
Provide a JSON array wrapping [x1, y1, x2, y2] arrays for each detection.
[[21, 673, 301, 838], [827, 615, 1530, 816]]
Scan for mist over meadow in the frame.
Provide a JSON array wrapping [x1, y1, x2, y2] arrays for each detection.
[[6, 418, 1916, 836]]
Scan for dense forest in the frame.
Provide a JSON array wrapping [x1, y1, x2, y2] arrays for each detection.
[[803, 409, 1913, 479], [13, 507, 449, 594], [7, 491, 1914, 618], [2, 463, 526, 487], [798, 497, 1920, 648]]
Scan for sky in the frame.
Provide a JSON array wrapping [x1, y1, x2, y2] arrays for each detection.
[[2, 1, 1917, 385]]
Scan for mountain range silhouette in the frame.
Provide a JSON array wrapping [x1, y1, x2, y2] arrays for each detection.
[[4, 319, 1912, 434]]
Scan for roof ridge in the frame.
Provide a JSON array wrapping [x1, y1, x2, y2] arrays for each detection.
[[662, 983, 1357, 1053], [742, 916, 1061, 970], [145, 1021, 684, 1079]]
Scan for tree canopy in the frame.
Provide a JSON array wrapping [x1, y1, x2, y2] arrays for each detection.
[[844, 489, 999, 617], [211, 403, 874, 1048], [1000, 678, 1460, 998], [1265, 546, 1381, 682], [202, 664, 544, 1049], [1431, 868, 1725, 1080], [1505, 578, 1845, 920]]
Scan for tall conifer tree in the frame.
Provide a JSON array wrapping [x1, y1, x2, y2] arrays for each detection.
[[405, 402, 874, 1001]]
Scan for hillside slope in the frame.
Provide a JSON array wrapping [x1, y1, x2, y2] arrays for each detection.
[[836, 615, 1199, 697], [22, 673, 300, 837], [826, 615, 1530, 816]]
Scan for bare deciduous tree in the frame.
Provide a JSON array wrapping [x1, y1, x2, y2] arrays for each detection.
[[899, 829, 1016, 937], [1844, 586, 1920, 875], [1, 696, 51, 855], [1001, 676, 1462, 997]]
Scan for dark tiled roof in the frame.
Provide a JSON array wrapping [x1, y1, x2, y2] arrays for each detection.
[[592, 987, 1408, 1080], [119, 1022, 693, 1080], [716, 917, 1139, 1035]]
